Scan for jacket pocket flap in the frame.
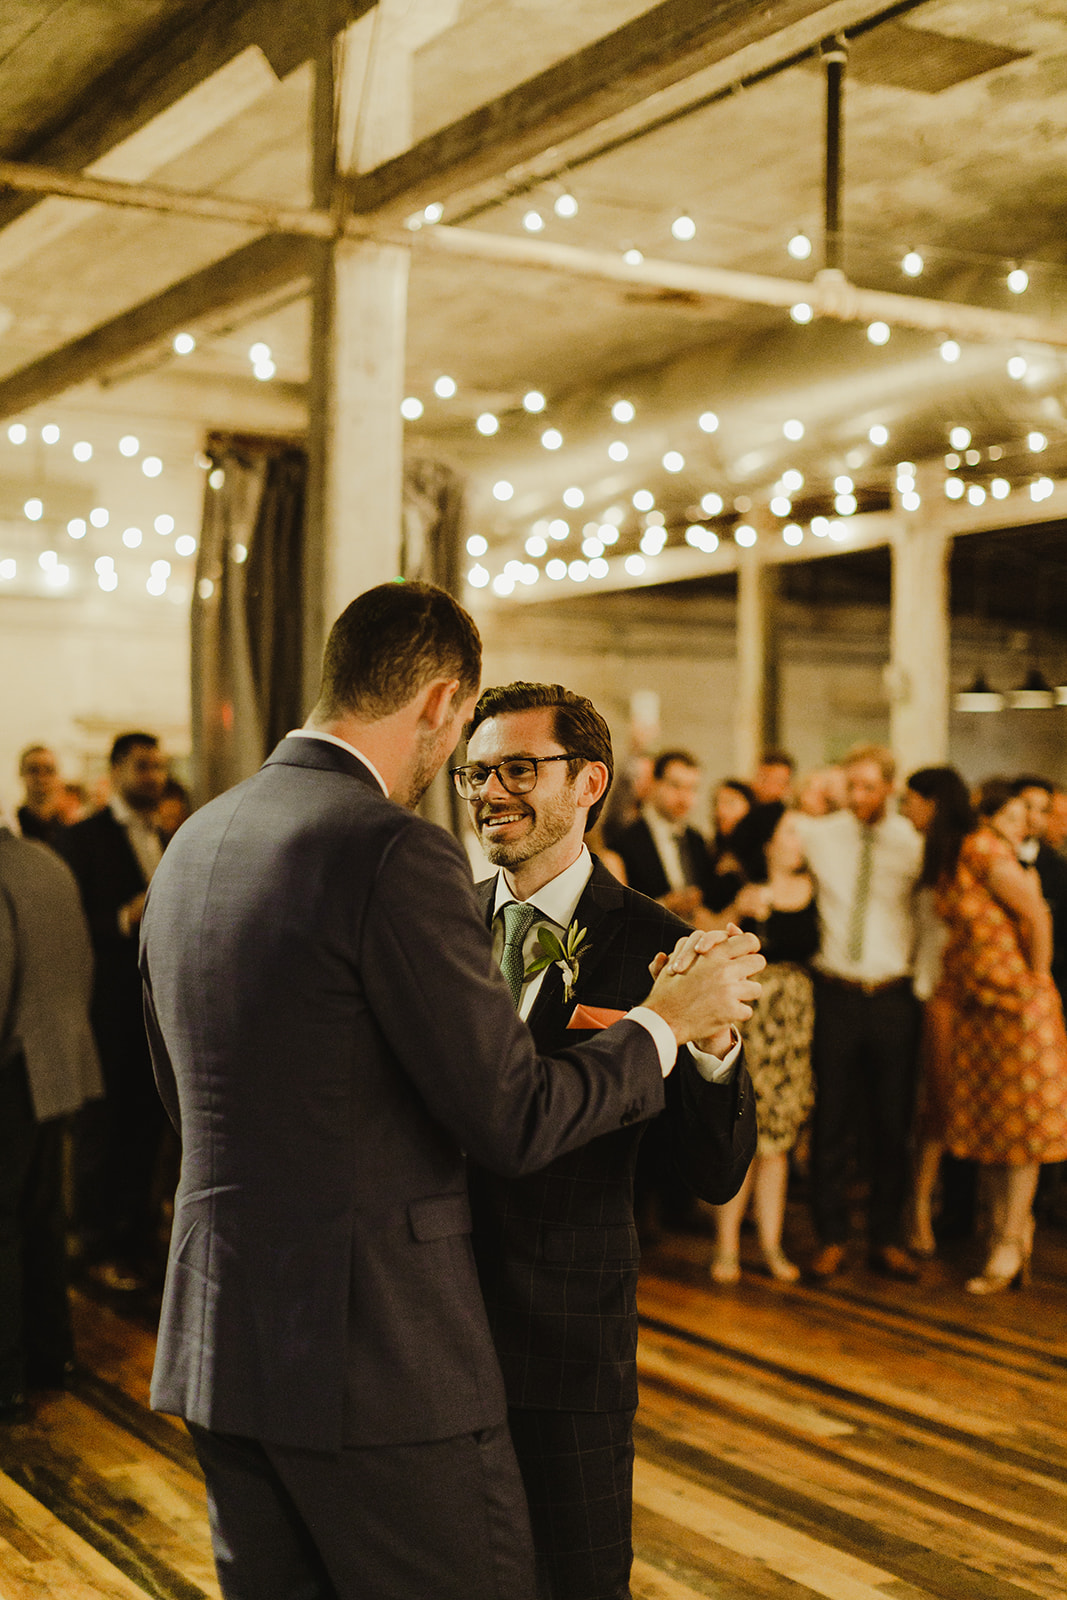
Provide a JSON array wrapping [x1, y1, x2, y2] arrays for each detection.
[[409, 1192, 472, 1242], [541, 1225, 639, 1265]]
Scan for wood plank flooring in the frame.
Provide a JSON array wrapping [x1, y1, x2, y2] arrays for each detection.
[[0, 1221, 1064, 1599]]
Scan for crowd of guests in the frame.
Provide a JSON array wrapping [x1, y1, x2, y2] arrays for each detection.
[[600, 742, 1067, 1293], [4, 724, 1066, 1419], [1, 734, 189, 1417]]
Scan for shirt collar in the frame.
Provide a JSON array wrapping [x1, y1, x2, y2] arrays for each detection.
[[492, 843, 593, 929], [643, 802, 686, 843], [286, 729, 389, 797], [109, 793, 142, 829]]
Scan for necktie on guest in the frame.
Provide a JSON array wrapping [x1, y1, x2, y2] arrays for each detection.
[[499, 901, 541, 1007], [847, 824, 876, 963]]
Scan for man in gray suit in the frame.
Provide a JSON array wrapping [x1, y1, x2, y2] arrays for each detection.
[[0, 826, 102, 1418], [141, 581, 763, 1600]]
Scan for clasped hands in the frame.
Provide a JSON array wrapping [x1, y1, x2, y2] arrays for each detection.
[[645, 923, 764, 1060]]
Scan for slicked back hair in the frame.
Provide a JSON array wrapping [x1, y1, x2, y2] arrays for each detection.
[[110, 732, 158, 767], [466, 681, 614, 832], [315, 581, 482, 722]]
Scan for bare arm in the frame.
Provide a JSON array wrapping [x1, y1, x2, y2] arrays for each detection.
[[987, 857, 1053, 974]]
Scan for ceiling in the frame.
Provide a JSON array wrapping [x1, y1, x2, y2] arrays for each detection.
[[1, 0, 1067, 626]]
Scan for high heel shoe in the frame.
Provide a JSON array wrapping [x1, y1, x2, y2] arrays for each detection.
[[760, 1247, 800, 1283], [964, 1223, 1033, 1295], [709, 1253, 741, 1285]]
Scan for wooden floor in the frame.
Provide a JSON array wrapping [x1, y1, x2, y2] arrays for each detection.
[[1, 1221, 1065, 1600]]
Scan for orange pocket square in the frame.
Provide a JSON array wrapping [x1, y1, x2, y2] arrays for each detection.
[[566, 1003, 628, 1030]]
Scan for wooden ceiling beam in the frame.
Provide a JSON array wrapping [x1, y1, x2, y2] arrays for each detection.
[[0, 0, 373, 235], [0, 232, 310, 418], [345, 0, 904, 223]]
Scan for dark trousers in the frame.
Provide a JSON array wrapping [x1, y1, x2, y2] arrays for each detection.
[[75, 1018, 166, 1266], [0, 1055, 74, 1401], [508, 1407, 636, 1600], [189, 1420, 537, 1600], [811, 977, 919, 1250]]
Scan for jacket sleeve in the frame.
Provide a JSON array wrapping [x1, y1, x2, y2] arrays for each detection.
[[664, 1047, 756, 1204], [358, 820, 667, 1179]]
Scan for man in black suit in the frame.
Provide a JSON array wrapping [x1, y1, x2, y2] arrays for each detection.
[[615, 750, 714, 926], [0, 827, 102, 1416], [140, 582, 764, 1600], [61, 731, 167, 1287], [458, 684, 755, 1600]]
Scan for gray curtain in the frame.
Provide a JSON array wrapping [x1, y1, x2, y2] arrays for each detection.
[[191, 438, 306, 805]]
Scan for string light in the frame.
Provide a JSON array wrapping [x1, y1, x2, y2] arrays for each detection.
[[735, 525, 757, 547], [155, 514, 174, 535], [901, 490, 921, 511], [770, 496, 792, 516], [122, 527, 142, 548], [787, 232, 812, 260], [568, 560, 590, 582], [790, 303, 813, 324], [173, 332, 196, 354], [782, 524, 804, 545], [949, 427, 971, 449], [589, 557, 609, 579], [548, 519, 569, 540], [640, 527, 667, 555], [783, 419, 804, 441], [612, 400, 635, 423], [554, 192, 578, 218], [623, 248, 643, 266], [41, 424, 60, 443], [1007, 266, 1029, 294], [526, 535, 548, 557], [662, 451, 684, 472], [608, 441, 628, 461], [24, 498, 43, 520], [253, 358, 275, 380], [967, 485, 986, 506], [400, 397, 424, 420], [1031, 476, 1054, 501], [90, 507, 109, 527], [1008, 356, 1028, 380], [902, 250, 924, 277], [541, 428, 562, 450], [467, 535, 488, 556], [781, 470, 804, 493], [633, 490, 655, 511], [811, 516, 830, 536], [7, 423, 26, 444], [1028, 431, 1047, 452], [701, 492, 724, 515], [834, 493, 857, 515], [523, 210, 544, 233], [67, 518, 86, 539], [175, 534, 197, 556], [624, 554, 646, 575], [142, 456, 163, 477], [563, 486, 584, 508], [698, 412, 719, 434], [250, 342, 270, 363], [476, 413, 499, 436], [0, 559, 15, 579], [524, 390, 546, 413], [493, 480, 514, 501], [119, 435, 140, 456], [945, 477, 964, 499], [73, 441, 92, 461], [671, 214, 696, 241], [867, 321, 890, 345], [869, 425, 889, 446], [434, 375, 456, 398], [940, 339, 961, 363], [546, 559, 567, 579], [991, 478, 1011, 499], [423, 203, 444, 224], [582, 535, 604, 557], [834, 475, 854, 494]]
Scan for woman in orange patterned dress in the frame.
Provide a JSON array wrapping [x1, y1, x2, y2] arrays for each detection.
[[934, 778, 1067, 1293]]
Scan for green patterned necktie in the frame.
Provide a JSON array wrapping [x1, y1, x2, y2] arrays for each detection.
[[500, 901, 540, 1007], [846, 824, 876, 963]]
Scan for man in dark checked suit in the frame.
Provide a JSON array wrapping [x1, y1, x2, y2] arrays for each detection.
[[458, 683, 757, 1600], [141, 585, 765, 1600]]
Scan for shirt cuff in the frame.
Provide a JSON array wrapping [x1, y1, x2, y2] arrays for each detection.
[[626, 1006, 678, 1077], [687, 1027, 742, 1083]]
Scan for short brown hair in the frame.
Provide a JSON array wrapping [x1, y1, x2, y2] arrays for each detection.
[[315, 582, 481, 721], [843, 742, 895, 783], [653, 748, 700, 781], [466, 681, 613, 831]]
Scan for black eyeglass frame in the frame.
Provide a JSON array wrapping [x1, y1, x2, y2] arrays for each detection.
[[449, 753, 577, 799]]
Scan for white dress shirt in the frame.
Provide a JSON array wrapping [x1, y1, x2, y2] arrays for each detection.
[[641, 804, 689, 891], [286, 729, 389, 797], [490, 844, 739, 1082], [111, 794, 163, 935], [793, 808, 922, 983]]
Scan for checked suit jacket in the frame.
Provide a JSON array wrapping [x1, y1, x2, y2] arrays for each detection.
[[469, 856, 756, 1413]]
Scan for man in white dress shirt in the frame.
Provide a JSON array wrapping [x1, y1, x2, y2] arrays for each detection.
[[793, 744, 923, 1280]]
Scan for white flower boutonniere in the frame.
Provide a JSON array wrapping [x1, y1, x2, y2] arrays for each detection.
[[523, 920, 591, 1004]]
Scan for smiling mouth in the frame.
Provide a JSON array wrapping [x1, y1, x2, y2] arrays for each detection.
[[479, 809, 530, 830]]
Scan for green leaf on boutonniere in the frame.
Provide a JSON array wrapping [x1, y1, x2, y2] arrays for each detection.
[[536, 927, 567, 961]]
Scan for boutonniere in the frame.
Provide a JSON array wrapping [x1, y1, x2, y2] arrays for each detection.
[[524, 920, 591, 1004]]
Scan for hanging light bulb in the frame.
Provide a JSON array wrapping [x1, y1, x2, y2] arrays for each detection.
[[1007, 266, 1029, 294], [787, 231, 812, 260], [671, 213, 696, 241], [902, 250, 924, 277], [554, 192, 578, 218]]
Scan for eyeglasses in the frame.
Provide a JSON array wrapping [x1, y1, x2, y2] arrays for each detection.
[[450, 754, 575, 800]]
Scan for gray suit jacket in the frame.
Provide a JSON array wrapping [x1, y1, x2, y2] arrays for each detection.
[[141, 738, 666, 1452], [0, 828, 102, 1121]]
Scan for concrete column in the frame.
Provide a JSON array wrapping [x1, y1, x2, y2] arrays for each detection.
[[305, 4, 453, 699], [734, 556, 780, 775], [888, 463, 951, 774]]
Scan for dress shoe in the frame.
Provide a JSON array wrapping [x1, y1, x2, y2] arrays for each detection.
[[709, 1253, 741, 1285], [808, 1242, 846, 1280], [869, 1244, 921, 1281]]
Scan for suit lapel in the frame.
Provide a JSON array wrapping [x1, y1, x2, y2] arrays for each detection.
[[526, 858, 625, 1041]]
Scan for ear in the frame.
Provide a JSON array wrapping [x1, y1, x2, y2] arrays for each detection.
[[575, 761, 609, 817], [417, 677, 462, 732]]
